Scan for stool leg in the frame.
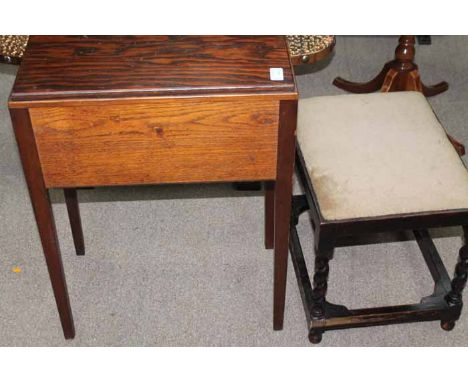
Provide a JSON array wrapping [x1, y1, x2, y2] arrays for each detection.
[[64, 188, 85, 256], [443, 227, 468, 330], [446, 243, 468, 306], [311, 250, 333, 317], [309, 249, 333, 343]]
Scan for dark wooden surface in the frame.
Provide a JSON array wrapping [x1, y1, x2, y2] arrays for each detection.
[[10, 35, 295, 104]]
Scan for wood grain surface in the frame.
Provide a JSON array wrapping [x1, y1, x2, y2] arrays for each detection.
[[10, 35, 296, 104], [30, 98, 280, 187]]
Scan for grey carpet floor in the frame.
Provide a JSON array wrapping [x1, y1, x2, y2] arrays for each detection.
[[1, 36, 467, 346]]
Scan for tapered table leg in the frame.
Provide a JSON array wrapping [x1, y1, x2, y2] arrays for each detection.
[[64, 188, 85, 256], [273, 100, 297, 330], [10, 108, 75, 339], [264, 181, 275, 250]]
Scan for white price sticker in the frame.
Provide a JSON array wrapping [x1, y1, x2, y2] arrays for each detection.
[[270, 68, 284, 81]]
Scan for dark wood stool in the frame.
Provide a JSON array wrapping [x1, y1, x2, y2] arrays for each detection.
[[290, 91, 468, 344]]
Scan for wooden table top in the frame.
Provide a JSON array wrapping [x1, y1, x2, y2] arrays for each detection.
[[10, 35, 296, 104]]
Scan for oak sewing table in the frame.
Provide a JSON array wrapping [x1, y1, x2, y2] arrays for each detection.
[[8, 36, 298, 339]]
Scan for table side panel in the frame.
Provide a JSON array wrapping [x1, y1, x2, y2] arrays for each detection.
[[29, 99, 279, 187]]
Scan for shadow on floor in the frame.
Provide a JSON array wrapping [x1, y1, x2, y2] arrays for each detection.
[[49, 182, 265, 204]]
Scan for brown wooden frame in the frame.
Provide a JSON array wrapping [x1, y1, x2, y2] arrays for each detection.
[[8, 36, 298, 339], [290, 145, 468, 344]]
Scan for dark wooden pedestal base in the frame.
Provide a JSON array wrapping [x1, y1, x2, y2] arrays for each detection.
[[333, 36, 448, 97], [290, 194, 467, 344]]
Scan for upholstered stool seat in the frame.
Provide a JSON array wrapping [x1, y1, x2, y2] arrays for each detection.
[[290, 91, 468, 344], [298, 91, 468, 221]]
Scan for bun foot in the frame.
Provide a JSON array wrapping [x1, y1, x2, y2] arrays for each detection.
[[441, 320, 455, 331], [308, 330, 323, 344]]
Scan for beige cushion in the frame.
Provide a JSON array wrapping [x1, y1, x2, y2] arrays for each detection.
[[297, 91, 468, 221]]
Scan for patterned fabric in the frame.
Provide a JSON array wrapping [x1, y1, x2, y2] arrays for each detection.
[[286, 35, 334, 56], [0, 35, 29, 64]]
